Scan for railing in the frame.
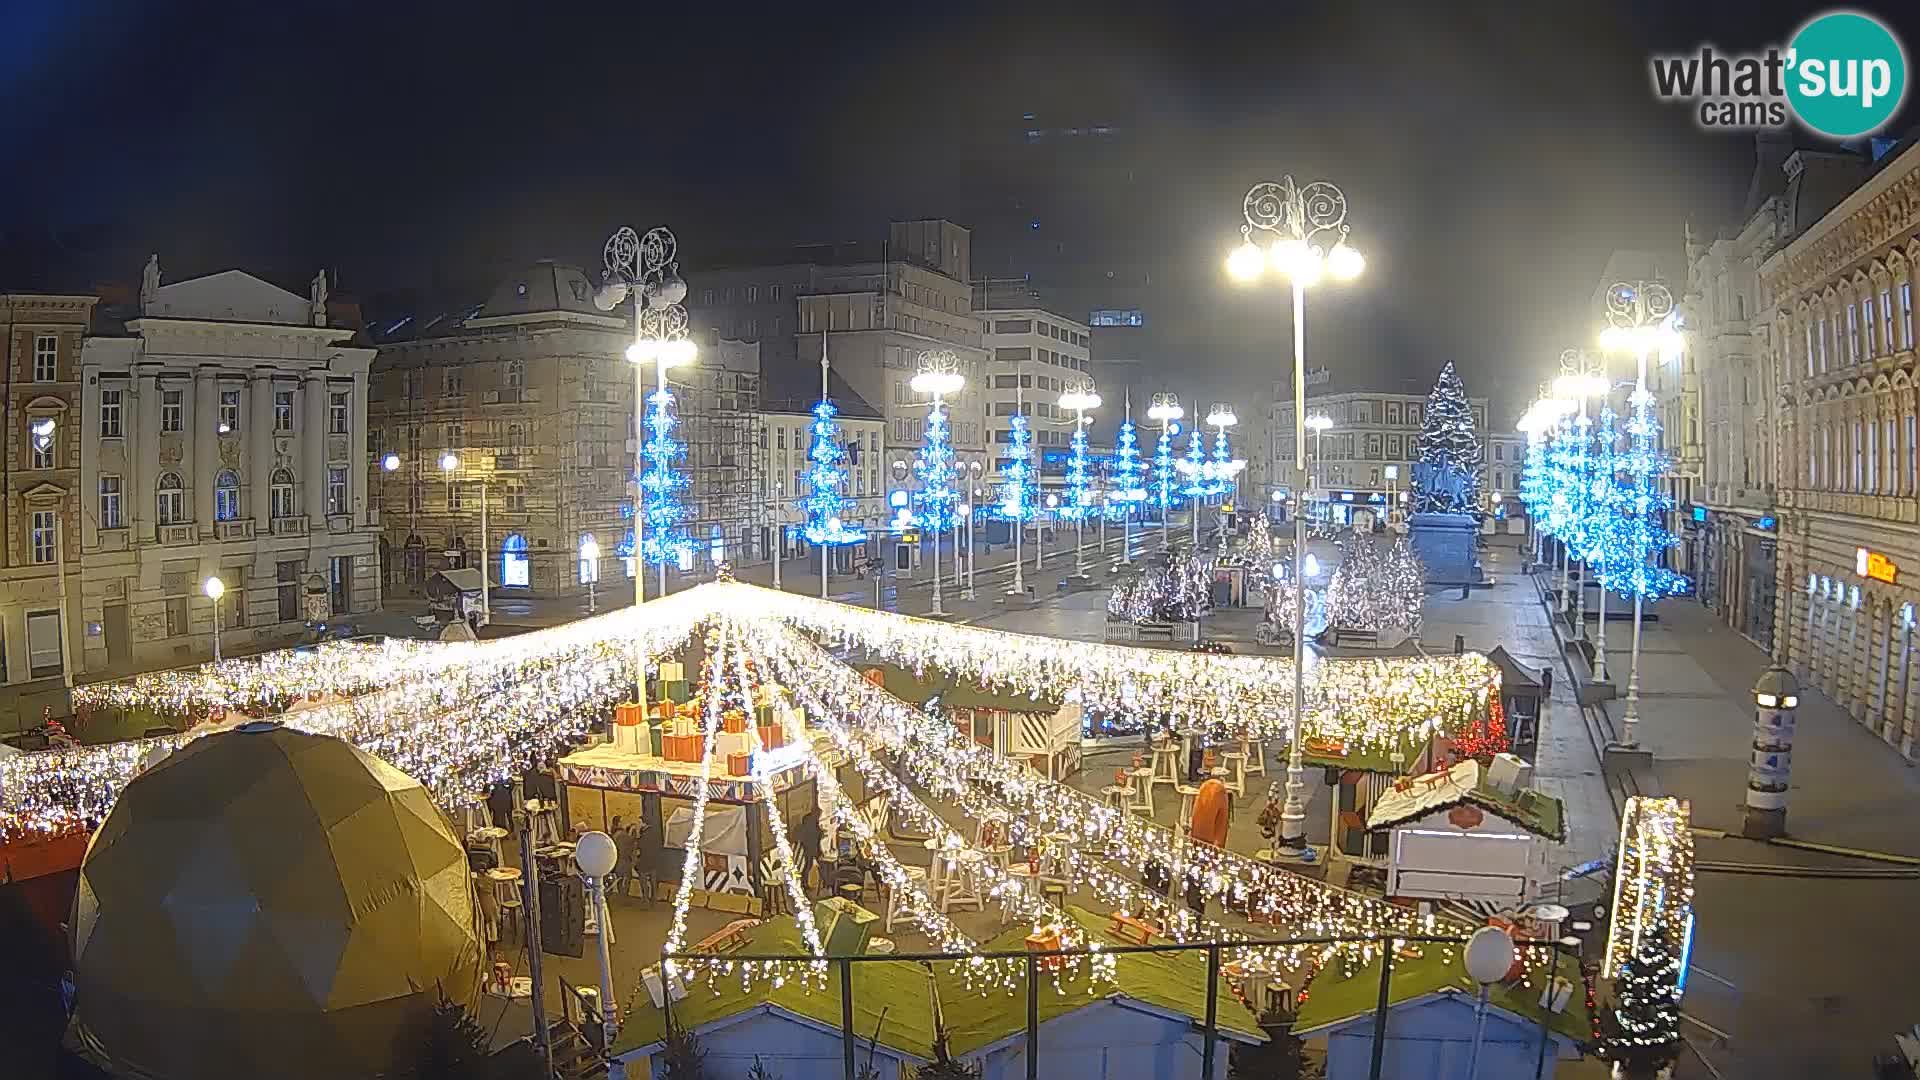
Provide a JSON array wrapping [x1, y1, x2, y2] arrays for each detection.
[[661, 932, 1580, 1080]]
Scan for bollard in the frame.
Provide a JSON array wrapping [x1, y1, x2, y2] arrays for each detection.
[[1743, 666, 1799, 838]]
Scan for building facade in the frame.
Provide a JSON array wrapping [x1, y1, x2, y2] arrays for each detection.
[[981, 306, 1094, 496], [1763, 139, 1920, 759], [0, 293, 97, 723], [369, 263, 764, 598], [758, 372, 886, 563], [78, 265, 380, 678]]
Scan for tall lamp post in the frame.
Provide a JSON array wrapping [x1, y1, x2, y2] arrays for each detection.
[[1228, 175, 1365, 857], [204, 576, 226, 662], [573, 831, 620, 1049], [596, 225, 696, 692], [1205, 403, 1242, 512], [911, 350, 964, 618], [1599, 280, 1683, 750], [1059, 381, 1102, 579], [1305, 413, 1333, 524], [439, 452, 489, 626], [1148, 394, 1182, 539]]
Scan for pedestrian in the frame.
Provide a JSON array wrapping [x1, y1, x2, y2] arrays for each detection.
[[793, 807, 823, 897], [612, 818, 638, 899]]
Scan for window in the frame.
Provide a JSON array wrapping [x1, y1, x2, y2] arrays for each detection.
[[1908, 415, 1917, 493], [1493, 443, 1504, 461], [1853, 421, 1864, 490], [993, 319, 1033, 334], [270, 468, 296, 519], [214, 470, 240, 521], [770, 285, 784, 302], [329, 391, 349, 434], [26, 610, 61, 678], [32, 334, 57, 382], [505, 359, 526, 390], [746, 285, 759, 303], [1088, 308, 1144, 327], [505, 422, 525, 451], [276, 560, 301, 622], [1903, 283, 1916, 351], [29, 510, 55, 565], [156, 472, 185, 524], [1863, 297, 1877, 357], [219, 389, 240, 432], [227, 588, 246, 629], [701, 288, 715, 305], [407, 424, 421, 453], [161, 389, 183, 432], [444, 368, 463, 396], [1884, 288, 1898, 354], [1805, 322, 1816, 377], [275, 390, 294, 431], [165, 597, 188, 638], [1819, 314, 1831, 370], [447, 421, 464, 448], [29, 420, 54, 469], [327, 467, 348, 515], [100, 389, 123, 437], [1868, 420, 1878, 491], [504, 483, 526, 512], [99, 475, 122, 529], [448, 483, 463, 511]]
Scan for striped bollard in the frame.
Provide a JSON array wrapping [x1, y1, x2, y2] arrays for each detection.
[[1743, 666, 1799, 839]]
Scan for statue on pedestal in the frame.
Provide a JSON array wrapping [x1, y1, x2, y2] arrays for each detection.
[[309, 270, 329, 327]]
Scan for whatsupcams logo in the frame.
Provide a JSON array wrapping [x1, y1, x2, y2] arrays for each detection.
[[1650, 10, 1907, 137]]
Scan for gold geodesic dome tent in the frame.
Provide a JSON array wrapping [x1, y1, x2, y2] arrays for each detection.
[[71, 722, 484, 1080]]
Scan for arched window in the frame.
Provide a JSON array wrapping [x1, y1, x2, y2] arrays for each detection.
[[270, 468, 296, 519], [214, 470, 241, 522], [505, 360, 525, 391], [156, 472, 185, 525], [501, 532, 530, 588], [506, 422, 526, 451]]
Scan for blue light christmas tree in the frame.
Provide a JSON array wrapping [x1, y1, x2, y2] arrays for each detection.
[[912, 401, 959, 533], [996, 413, 1036, 523], [1519, 435, 1551, 528], [1109, 417, 1149, 514], [1208, 427, 1235, 497], [1152, 424, 1181, 510], [1060, 415, 1094, 521], [1583, 403, 1626, 582], [640, 387, 692, 566], [1600, 387, 1688, 600], [1178, 428, 1211, 501], [801, 399, 866, 546]]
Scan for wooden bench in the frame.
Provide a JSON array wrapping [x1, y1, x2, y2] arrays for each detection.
[[1107, 912, 1162, 946]]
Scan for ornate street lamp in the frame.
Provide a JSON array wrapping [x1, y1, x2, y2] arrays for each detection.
[[1227, 175, 1364, 858], [911, 349, 965, 617]]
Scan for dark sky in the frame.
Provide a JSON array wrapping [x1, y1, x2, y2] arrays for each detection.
[[4, 0, 1915, 421]]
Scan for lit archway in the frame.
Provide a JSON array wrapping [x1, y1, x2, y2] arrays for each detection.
[[501, 533, 530, 588]]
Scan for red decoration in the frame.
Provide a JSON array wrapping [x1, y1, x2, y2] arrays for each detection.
[[1447, 804, 1486, 830], [756, 723, 784, 749], [1454, 696, 1510, 764], [726, 752, 751, 777]]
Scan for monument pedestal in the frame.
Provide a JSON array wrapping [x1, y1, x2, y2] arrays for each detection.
[[1408, 512, 1484, 586]]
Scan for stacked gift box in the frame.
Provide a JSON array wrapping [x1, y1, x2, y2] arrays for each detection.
[[656, 660, 688, 706], [718, 729, 754, 776]]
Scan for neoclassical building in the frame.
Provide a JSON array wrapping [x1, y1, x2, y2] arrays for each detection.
[[1764, 139, 1920, 759]]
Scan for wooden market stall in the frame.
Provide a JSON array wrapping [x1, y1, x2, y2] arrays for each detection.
[[1300, 734, 1438, 889], [1366, 756, 1565, 909], [1485, 646, 1549, 761], [861, 664, 1083, 781]]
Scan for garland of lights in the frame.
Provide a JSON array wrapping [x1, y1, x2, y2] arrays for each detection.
[[71, 637, 447, 720], [1177, 429, 1210, 501], [1604, 387, 1688, 601], [1061, 417, 1094, 522], [1601, 796, 1693, 1069], [1208, 427, 1235, 497], [663, 625, 729, 979], [801, 399, 866, 547], [913, 399, 960, 534], [707, 582, 1497, 743], [1108, 418, 1149, 518], [996, 413, 1036, 524]]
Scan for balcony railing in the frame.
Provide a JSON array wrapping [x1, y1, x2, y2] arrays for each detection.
[[271, 516, 309, 537]]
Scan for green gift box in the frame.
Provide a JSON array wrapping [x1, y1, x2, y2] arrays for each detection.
[[660, 679, 689, 703], [648, 721, 664, 757], [754, 704, 774, 727], [813, 896, 877, 957]]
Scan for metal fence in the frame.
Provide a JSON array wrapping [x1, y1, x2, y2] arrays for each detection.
[[664, 932, 1579, 1080]]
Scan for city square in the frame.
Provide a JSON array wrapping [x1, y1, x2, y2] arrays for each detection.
[[3, 6, 1920, 1080]]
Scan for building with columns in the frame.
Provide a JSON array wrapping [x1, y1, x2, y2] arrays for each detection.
[[78, 264, 379, 677], [1763, 137, 1920, 759], [0, 292, 98, 725]]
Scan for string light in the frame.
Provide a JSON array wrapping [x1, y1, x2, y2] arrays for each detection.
[[641, 386, 693, 567], [801, 398, 866, 547], [663, 624, 730, 978]]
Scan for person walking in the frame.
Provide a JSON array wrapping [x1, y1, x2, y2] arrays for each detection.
[[793, 807, 823, 898]]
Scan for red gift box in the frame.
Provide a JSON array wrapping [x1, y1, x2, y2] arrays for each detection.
[[756, 723, 784, 749], [616, 702, 645, 727], [1024, 928, 1064, 971], [727, 752, 751, 777], [723, 711, 748, 735]]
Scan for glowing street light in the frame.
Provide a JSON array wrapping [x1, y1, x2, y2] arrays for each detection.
[[911, 350, 966, 617], [204, 576, 227, 662], [1228, 173, 1364, 859], [580, 536, 601, 614]]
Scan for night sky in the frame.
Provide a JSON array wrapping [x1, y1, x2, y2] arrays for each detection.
[[4, 0, 1915, 421]]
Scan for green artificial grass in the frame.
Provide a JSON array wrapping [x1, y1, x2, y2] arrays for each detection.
[[1293, 944, 1588, 1044]]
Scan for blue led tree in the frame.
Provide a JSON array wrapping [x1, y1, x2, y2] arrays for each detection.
[[1110, 418, 1149, 511], [1060, 415, 1094, 522], [1584, 404, 1625, 577], [1208, 427, 1235, 497], [640, 387, 692, 567], [1152, 425, 1180, 510], [1519, 436, 1550, 530], [1603, 388, 1687, 601], [996, 413, 1037, 523], [1179, 428, 1211, 501], [801, 399, 866, 546], [912, 400, 959, 533]]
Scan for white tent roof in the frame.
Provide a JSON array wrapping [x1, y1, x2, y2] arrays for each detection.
[[1364, 758, 1485, 831]]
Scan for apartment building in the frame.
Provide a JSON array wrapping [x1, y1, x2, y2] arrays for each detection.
[[981, 306, 1095, 494]]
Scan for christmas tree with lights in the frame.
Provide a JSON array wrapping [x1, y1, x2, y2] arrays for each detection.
[[801, 399, 866, 547], [1584, 403, 1626, 585], [640, 387, 693, 566], [995, 413, 1036, 524], [1153, 425, 1180, 510], [913, 400, 959, 534], [1179, 429, 1211, 501], [1410, 361, 1485, 514], [1600, 937, 1683, 1077], [1324, 536, 1424, 636], [1601, 386, 1688, 601], [1109, 418, 1149, 517], [1519, 433, 1551, 533], [1208, 427, 1236, 497], [1061, 415, 1093, 522]]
